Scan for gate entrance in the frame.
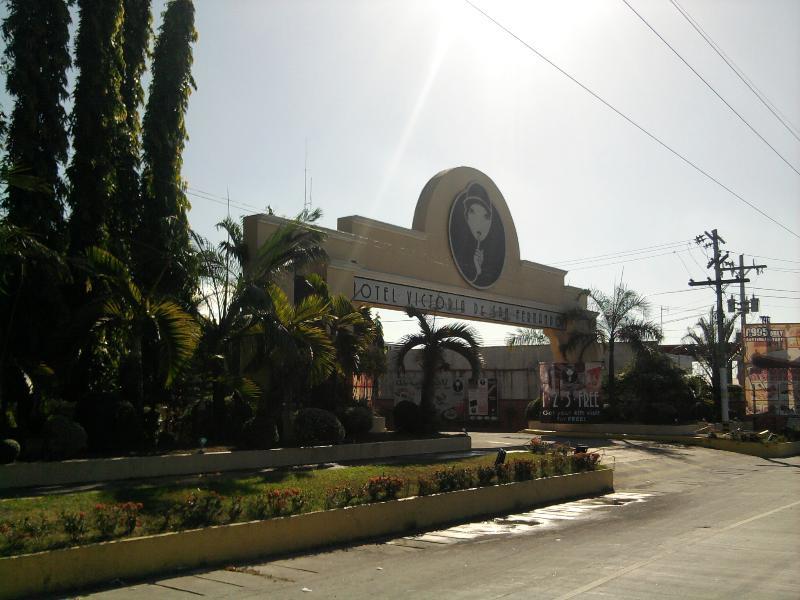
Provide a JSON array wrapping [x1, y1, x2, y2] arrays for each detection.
[[244, 166, 593, 359]]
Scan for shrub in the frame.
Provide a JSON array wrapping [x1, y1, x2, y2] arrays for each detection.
[[240, 415, 280, 449], [174, 492, 224, 528], [526, 436, 547, 454], [1, 515, 52, 550], [248, 488, 305, 519], [364, 475, 404, 502], [324, 484, 361, 509], [0, 521, 26, 551], [572, 452, 601, 471], [339, 404, 373, 438], [112, 401, 145, 451], [512, 459, 534, 481], [224, 392, 254, 442], [433, 467, 475, 493], [0, 439, 21, 464], [416, 476, 436, 496], [43, 415, 87, 460], [494, 462, 512, 483], [293, 408, 345, 446], [227, 496, 244, 522], [476, 465, 495, 487], [60, 511, 87, 544], [525, 399, 542, 420], [392, 400, 421, 433], [117, 502, 143, 535], [156, 430, 177, 451], [92, 502, 142, 538], [93, 504, 118, 538], [551, 452, 568, 475]]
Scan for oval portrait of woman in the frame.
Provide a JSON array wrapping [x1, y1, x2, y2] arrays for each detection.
[[448, 181, 506, 288]]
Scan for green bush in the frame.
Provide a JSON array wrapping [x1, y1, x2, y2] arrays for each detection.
[[43, 416, 87, 460], [240, 415, 280, 449], [0, 439, 21, 464], [432, 467, 475, 492], [339, 404, 373, 438], [224, 391, 254, 442], [525, 399, 542, 420], [113, 402, 147, 451], [293, 408, 345, 446], [392, 400, 421, 433]]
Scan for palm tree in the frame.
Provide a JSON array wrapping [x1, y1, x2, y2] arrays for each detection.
[[192, 211, 327, 434], [84, 247, 200, 414], [303, 273, 382, 410], [0, 222, 69, 428], [561, 284, 662, 403], [505, 327, 548, 347], [682, 308, 739, 404], [394, 306, 482, 426]]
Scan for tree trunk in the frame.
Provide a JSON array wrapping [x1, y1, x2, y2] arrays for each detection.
[[607, 338, 616, 403]]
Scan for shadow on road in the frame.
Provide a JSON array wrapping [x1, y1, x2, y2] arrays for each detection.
[[762, 457, 800, 470], [617, 439, 692, 459]]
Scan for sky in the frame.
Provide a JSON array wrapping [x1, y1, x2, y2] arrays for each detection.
[[6, 0, 800, 346]]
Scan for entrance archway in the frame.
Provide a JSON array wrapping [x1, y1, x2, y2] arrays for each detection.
[[244, 166, 594, 358]]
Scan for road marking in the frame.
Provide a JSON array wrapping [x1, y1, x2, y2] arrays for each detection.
[[552, 499, 800, 600]]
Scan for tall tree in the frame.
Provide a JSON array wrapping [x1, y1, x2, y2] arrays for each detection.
[[137, 0, 197, 304], [682, 308, 740, 394], [561, 284, 662, 403], [395, 306, 482, 428], [1, 0, 71, 249], [68, 0, 126, 254], [112, 0, 152, 263]]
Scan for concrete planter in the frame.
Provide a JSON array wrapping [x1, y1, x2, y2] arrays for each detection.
[[526, 422, 800, 458], [0, 436, 470, 491], [694, 437, 800, 458], [527, 421, 700, 436], [0, 468, 612, 599]]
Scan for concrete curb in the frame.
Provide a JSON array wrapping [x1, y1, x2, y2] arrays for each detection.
[[0, 468, 613, 599], [524, 427, 800, 458], [0, 436, 471, 490]]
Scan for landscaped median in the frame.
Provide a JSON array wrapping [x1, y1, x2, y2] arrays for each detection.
[[0, 450, 612, 599], [0, 435, 471, 490], [526, 421, 800, 458]]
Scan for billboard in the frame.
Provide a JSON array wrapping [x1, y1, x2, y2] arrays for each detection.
[[539, 362, 603, 424], [743, 323, 800, 414]]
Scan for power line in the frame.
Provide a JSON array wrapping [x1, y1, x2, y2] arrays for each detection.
[[670, 0, 800, 144], [551, 239, 692, 266], [621, 0, 800, 177], [186, 189, 264, 216], [752, 287, 800, 293], [747, 254, 800, 264], [567, 247, 694, 271], [463, 0, 800, 240], [646, 287, 709, 297]]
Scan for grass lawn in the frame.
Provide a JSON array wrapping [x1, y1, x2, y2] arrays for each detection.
[[0, 450, 603, 557]]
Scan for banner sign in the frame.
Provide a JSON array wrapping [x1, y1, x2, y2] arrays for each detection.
[[539, 362, 603, 424], [353, 276, 564, 329], [743, 323, 799, 414], [393, 372, 498, 421]]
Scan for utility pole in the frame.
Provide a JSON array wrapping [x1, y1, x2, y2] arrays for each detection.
[[689, 229, 747, 427], [722, 254, 766, 414]]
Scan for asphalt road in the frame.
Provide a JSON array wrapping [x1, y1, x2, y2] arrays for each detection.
[[78, 433, 800, 600]]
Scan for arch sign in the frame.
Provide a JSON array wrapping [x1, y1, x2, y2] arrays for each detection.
[[244, 167, 587, 334]]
